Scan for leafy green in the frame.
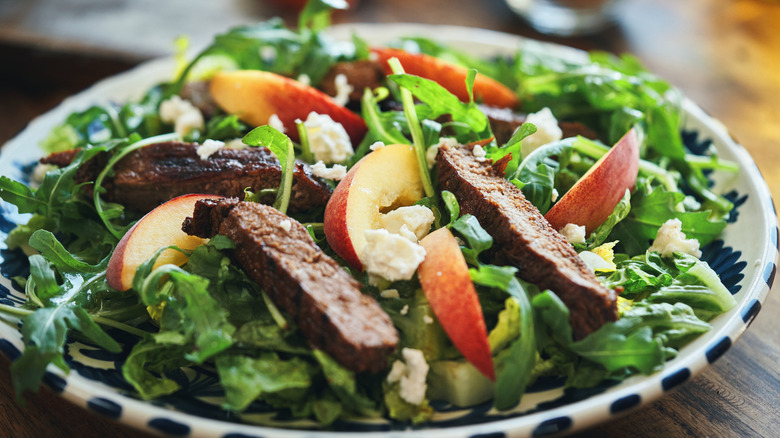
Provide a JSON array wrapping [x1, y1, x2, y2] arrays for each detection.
[[242, 126, 295, 214], [610, 184, 727, 255]]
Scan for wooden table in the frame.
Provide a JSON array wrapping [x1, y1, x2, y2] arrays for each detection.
[[1, 0, 778, 436]]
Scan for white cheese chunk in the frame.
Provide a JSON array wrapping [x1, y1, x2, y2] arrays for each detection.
[[428, 137, 458, 168], [560, 223, 586, 244], [302, 112, 354, 164], [268, 113, 286, 133], [310, 160, 347, 181], [370, 141, 386, 151], [472, 143, 487, 161], [386, 348, 430, 406], [380, 206, 436, 242], [649, 218, 702, 258], [279, 219, 292, 233], [380, 289, 400, 299], [195, 139, 225, 160], [159, 95, 204, 137], [332, 73, 354, 107], [360, 229, 426, 282], [521, 107, 562, 158]]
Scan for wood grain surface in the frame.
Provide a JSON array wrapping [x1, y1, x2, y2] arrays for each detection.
[[0, 0, 778, 437]]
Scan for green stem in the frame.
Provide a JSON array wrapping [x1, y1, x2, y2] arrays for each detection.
[[0, 303, 33, 318], [387, 58, 436, 199], [91, 316, 149, 338], [94, 133, 180, 239], [296, 120, 314, 163]]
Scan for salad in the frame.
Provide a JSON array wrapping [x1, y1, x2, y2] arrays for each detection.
[[0, 0, 741, 428]]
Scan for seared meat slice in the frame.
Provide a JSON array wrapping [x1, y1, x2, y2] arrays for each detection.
[[436, 142, 617, 339], [182, 198, 398, 373], [180, 81, 220, 119], [479, 105, 600, 145], [41, 142, 332, 213], [319, 60, 385, 104]]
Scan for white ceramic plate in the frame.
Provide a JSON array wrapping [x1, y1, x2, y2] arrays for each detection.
[[0, 24, 777, 438]]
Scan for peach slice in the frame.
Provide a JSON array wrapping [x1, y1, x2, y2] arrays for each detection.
[[323, 143, 423, 270], [209, 70, 368, 144], [544, 128, 640, 234], [418, 227, 495, 381], [106, 194, 223, 291], [371, 47, 519, 109]]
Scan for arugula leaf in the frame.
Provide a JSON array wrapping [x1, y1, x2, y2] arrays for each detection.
[[216, 353, 313, 412], [451, 214, 493, 265], [610, 185, 727, 255], [122, 337, 191, 399], [242, 126, 295, 214]]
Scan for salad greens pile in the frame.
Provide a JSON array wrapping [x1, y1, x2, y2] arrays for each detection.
[[0, 0, 739, 426]]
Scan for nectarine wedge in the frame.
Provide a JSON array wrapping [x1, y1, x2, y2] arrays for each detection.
[[371, 47, 519, 109], [106, 194, 223, 291], [418, 227, 495, 381], [323, 143, 423, 270], [209, 70, 368, 144], [544, 128, 640, 233]]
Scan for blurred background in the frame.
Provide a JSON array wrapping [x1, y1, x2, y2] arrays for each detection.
[[0, 0, 778, 437]]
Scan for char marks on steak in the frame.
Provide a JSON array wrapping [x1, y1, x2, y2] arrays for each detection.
[[41, 142, 332, 213], [436, 142, 617, 339], [182, 198, 398, 373]]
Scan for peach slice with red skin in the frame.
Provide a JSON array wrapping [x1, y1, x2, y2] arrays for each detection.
[[544, 128, 640, 234], [371, 47, 519, 109], [106, 194, 224, 291], [418, 227, 495, 381], [209, 70, 368, 145], [323, 143, 423, 271]]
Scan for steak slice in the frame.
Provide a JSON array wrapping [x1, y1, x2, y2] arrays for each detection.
[[41, 142, 332, 213], [182, 198, 398, 373], [479, 105, 600, 146], [436, 142, 617, 339]]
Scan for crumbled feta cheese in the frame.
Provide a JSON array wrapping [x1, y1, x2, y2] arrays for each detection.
[[31, 163, 56, 184], [360, 229, 426, 282], [302, 112, 354, 164], [297, 73, 311, 87], [268, 113, 286, 133], [195, 139, 225, 160], [423, 314, 434, 324], [310, 160, 347, 181], [649, 218, 702, 258], [551, 188, 559, 203], [159, 95, 204, 137], [396, 224, 419, 243], [332, 73, 354, 107], [521, 107, 562, 158], [472, 143, 487, 162], [279, 219, 292, 233], [370, 141, 386, 151], [260, 46, 277, 63], [560, 223, 586, 244], [400, 304, 410, 315], [380, 289, 400, 299], [386, 348, 429, 405], [427, 137, 458, 168], [381, 206, 436, 241], [225, 138, 247, 149]]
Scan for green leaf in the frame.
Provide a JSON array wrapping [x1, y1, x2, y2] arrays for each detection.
[[451, 214, 493, 265], [313, 350, 378, 415], [216, 353, 313, 411], [388, 73, 488, 134], [242, 126, 295, 214], [610, 186, 727, 255], [122, 337, 189, 399]]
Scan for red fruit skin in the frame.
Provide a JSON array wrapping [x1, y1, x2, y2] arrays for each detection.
[[418, 227, 495, 381]]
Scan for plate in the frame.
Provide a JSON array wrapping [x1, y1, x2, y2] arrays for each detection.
[[0, 23, 777, 438]]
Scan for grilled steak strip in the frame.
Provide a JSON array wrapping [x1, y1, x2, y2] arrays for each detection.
[[182, 198, 398, 373], [41, 142, 332, 213], [436, 143, 617, 339]]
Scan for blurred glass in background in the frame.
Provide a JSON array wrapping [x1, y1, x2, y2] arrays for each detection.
[[505, 0, 622, 36]]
